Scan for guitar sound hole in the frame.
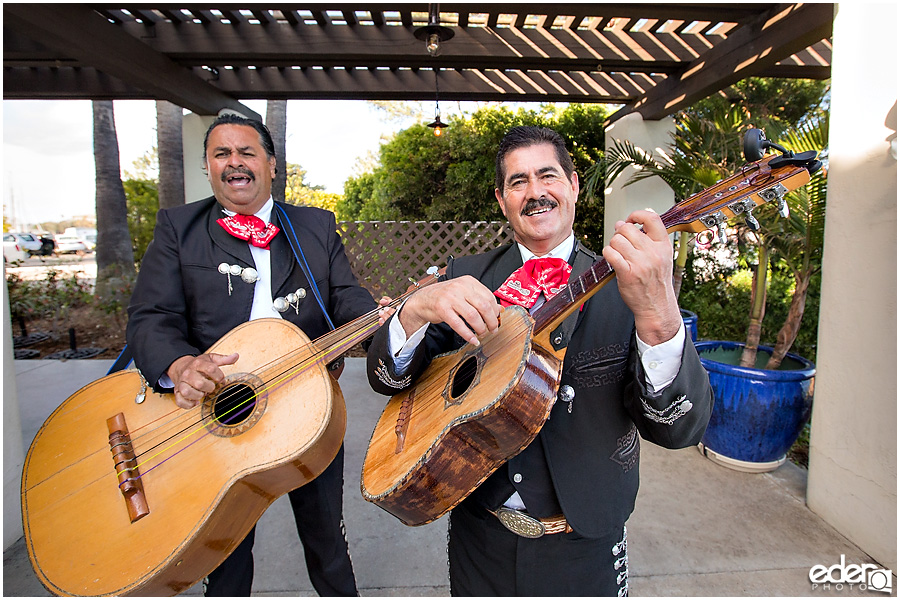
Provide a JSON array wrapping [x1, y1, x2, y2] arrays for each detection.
[[214, 384, 258, 425], [451, 356, 479, 398]]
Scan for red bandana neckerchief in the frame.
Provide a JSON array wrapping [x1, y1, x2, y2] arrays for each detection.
[[493, 256, 572, 309], [217, 214, 279, 250]]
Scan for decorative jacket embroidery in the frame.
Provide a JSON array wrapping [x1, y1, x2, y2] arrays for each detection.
[[375, 358, 412, 390], [641, 394, 693, 425]]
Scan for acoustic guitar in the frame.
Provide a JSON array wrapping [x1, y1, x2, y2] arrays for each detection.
[[21, 269, 440, 596], [361, 134, 822, 527]]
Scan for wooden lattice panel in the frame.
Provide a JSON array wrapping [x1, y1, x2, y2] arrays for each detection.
[[338, 221, 513, 299]]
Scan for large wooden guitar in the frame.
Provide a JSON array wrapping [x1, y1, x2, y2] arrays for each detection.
[[21, 270, 439, 596], [361, 135, 822, 527]]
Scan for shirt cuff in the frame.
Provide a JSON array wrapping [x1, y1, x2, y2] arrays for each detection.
[[387, 304, 430, 374], [635, 321, 686, 393]]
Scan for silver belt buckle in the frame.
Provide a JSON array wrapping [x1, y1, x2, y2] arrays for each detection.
[[495, 507, 545, 539]]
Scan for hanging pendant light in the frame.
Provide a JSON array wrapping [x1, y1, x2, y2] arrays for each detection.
[[414, 4, 454, 56], [427, 68, 447, 136], [415, 5, 454, 136]]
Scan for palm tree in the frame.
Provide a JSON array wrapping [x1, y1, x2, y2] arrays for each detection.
[[754, 115, 829, 368], [584, 104, 828, 370], [156, 100, 185, 209], [266, 100, 287, 202], [92, 100, 135, 293]]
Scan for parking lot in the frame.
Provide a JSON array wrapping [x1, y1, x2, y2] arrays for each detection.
[[4, 254, 97, 283]]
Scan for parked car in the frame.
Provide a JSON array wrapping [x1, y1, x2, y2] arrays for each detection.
[[3, 233, 30, 263], [53, 234, 88, 255], [8, 232, 42, 255], [82, 232, 97, 251]]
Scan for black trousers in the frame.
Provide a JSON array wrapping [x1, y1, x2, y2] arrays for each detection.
[[448, 501, 628, 597], [204, 445, 358, 596]]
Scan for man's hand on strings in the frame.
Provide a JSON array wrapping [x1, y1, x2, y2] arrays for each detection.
[[602, 209, 682, 346], [399, 275, 501, 346], [167, 352, 239, 409]]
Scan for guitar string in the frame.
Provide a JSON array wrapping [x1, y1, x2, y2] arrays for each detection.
[[129, 157, 797, 476], [35, 159, 806, 497], [113, 160, 770, 481], [122, 314, 384, 478], [27, 280, 428, 494], [391, 316, 533, 429], [117, 280, 437, 482]]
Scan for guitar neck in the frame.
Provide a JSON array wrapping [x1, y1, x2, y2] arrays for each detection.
[[532, 155, 814, 337], [312, 270, 443, 366]]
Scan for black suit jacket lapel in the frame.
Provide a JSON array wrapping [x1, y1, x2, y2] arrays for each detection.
[[269, 204, 298, 295], [485, 243, 524, 292], [206, 200, 255, 267]]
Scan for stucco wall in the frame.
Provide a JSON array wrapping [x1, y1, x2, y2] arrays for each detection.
[[806, 2, 897, 572]]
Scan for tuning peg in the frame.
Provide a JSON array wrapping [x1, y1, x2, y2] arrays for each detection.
[[716, 223, 728, 244], [745, 212, 760, 231], [426, 265, 439, 276], [776, 197, 790, 218]]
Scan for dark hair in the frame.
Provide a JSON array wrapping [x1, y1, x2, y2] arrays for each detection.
[[494, 126, 575, 194], [202, 113, 276, 160]]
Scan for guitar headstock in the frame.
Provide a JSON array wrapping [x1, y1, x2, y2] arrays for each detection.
[[662, 130, 822, 243]]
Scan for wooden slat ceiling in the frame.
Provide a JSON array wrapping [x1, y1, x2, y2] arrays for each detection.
[[3, 3, 834, 123]]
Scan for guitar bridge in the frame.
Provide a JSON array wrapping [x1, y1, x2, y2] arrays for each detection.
[[107, 412, 150, 523]]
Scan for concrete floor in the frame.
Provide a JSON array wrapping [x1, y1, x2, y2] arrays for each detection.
[[5, 358, 885, 596]]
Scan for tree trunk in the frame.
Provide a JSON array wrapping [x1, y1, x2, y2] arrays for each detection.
[[92, 100, 135, 296], [765, 272, 812, 370], [739, 244, 768, 368], [156, 100, 185, 209], [266, 100, 287, 203]]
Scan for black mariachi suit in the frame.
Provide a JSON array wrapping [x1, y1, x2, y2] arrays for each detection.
[[366, 241, 713, 596], [127, 197, 375, 596]]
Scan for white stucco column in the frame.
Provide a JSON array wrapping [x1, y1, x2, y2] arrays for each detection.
[[3, 263, 25, 550], [807, 3, 896, 571], [182, 112, 216, 203], [603, 113, 676, 243]]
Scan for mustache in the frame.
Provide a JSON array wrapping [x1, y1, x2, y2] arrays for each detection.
[[521, 197, 558, 215], [222, 167, 255, 182]]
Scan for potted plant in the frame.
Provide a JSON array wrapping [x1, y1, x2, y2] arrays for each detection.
[[587, 99, 828, 473], [695, 118, 827, 471]]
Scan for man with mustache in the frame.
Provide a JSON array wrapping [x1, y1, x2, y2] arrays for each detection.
[[366, 126, 713, 596], [127, 113, 375, 596]]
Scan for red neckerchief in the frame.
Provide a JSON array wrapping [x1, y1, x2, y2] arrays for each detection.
[[217, 214, 279, 250], [494, 257, 572, 309]]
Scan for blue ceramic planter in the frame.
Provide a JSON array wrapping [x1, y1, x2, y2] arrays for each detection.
[[680, 309, 698, 343], [695, 341, 815, 472]]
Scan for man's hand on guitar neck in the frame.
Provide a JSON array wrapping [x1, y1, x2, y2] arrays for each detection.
[[167, 352, 239, 409], [398, 275, 501, 347], [602, 209, 682, 346]]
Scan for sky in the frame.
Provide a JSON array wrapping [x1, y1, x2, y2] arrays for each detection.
[[2, 98, 421, 228]]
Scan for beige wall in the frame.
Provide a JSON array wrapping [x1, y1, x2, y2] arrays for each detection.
[[807, 3, 897, 571], [603, 113, 676, 243]]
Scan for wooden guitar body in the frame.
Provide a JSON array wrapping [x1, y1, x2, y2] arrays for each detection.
[[361, 305, 562, 526], [22, 318, 345, 596]]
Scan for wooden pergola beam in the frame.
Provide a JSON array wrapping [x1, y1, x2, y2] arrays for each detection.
[[610, 3, 835, 122], [3, 3, 260, 118]]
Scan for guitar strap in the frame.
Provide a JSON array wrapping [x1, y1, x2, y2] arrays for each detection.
[[273, 203, 336, 330]]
